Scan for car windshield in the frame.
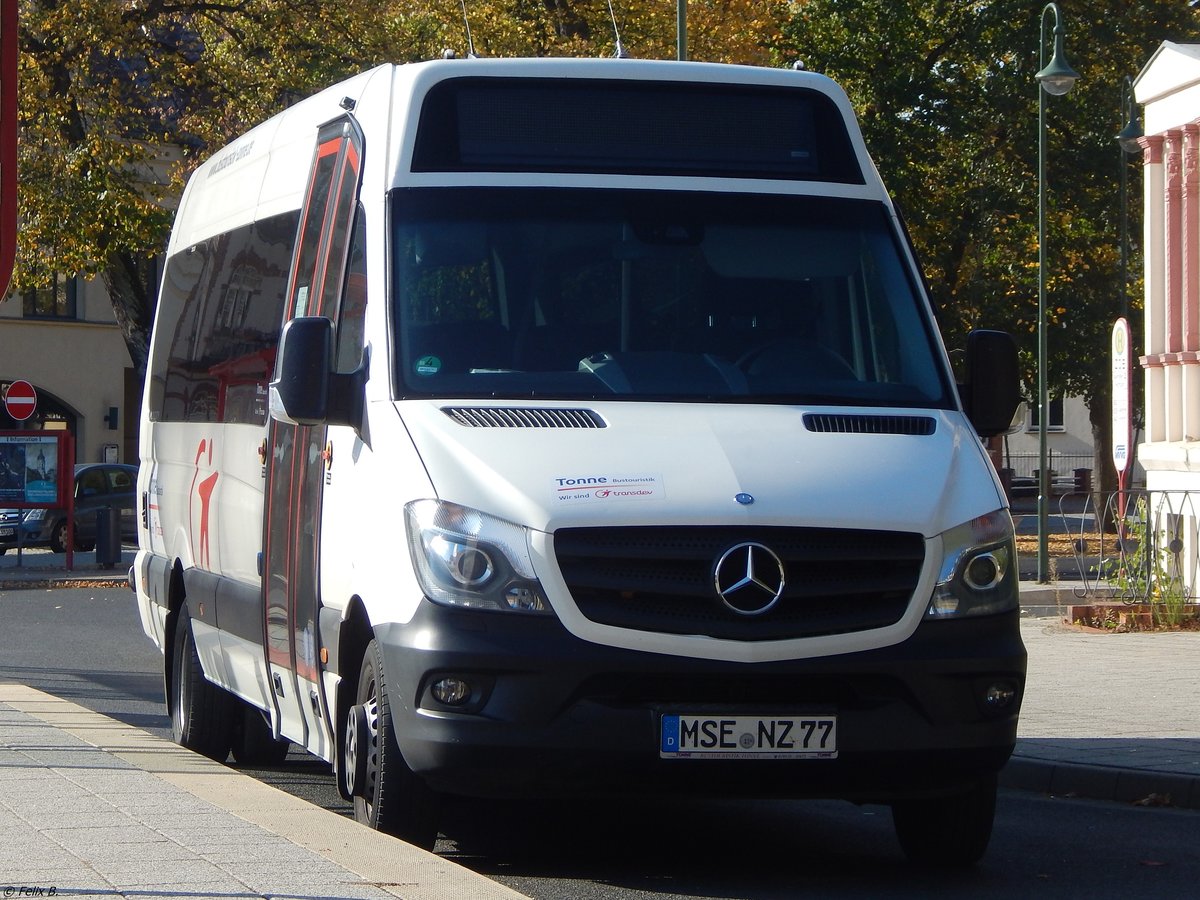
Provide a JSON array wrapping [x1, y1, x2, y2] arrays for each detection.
[[392, 188, 950, 406]]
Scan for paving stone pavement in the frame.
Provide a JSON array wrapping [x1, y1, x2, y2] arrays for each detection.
[[0, 684, 524, 900], [1009, 585, 1200, 808]]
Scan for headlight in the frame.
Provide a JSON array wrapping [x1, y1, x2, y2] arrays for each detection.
[[404, 499, 551, 614], [926, 510, 1018, 619], [23, 508, 46, 523]]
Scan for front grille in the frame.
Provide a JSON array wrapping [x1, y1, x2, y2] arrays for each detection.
[[553, 526, 924, 641]]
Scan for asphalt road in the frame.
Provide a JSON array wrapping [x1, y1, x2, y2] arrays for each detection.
[[2, 586, 1198, 899]]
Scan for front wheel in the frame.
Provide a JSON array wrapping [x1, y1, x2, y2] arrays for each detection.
[[49, 520, 69, 553], [344, 639, 438, 848], [169, 601, 233, 762], [891, 774, 997, 867]]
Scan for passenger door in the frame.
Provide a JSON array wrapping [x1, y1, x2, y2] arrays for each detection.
[[262, 117, 364, 755]]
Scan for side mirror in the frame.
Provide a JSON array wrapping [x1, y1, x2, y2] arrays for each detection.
[[269, 317, 366, 429], [961, 330, 1021, 438], [270, 316, 332, 426]]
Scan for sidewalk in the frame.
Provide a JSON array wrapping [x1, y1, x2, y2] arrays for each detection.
[[0, 546, 136, 585], [0, 683, 524, 900], [1013, 580, 1200, 808], [0, 553, 1196, 899]]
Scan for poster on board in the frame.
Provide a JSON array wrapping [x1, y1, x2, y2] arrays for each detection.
[[0, 432, 61, 505]]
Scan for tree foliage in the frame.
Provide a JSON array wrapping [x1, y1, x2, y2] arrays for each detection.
[[8, 0, 785, 375], [781, 0, 1200, 488]]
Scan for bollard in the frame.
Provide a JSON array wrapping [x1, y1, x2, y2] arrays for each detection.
[[95, 506, 121, 569]]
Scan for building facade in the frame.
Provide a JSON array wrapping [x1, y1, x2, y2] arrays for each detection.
[[1132, 41, 1200, 592], [1, 276, 139, 466]]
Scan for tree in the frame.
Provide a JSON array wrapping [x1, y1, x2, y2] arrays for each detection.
[[11, 0, 449, 376], [780, 0, 1200, 495], [7, 1, 787, 381]]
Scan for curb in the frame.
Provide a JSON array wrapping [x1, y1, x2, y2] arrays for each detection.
[[1002, 756, 1200, 810]]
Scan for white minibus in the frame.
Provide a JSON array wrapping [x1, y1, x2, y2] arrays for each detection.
[[134, 57, 1024, 865]]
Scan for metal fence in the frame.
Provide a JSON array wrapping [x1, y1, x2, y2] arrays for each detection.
[[1003, 451, 1093, 482], [1046, 490, 1200, 620]]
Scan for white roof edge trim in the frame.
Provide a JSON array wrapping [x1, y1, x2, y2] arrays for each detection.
[[1134, 41, 1200, 105]]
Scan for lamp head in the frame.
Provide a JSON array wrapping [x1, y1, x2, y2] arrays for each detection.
[[1117, 83, 1143, 154], [1037, 44, 1079, 96], [1117, 117, 1143, 154]]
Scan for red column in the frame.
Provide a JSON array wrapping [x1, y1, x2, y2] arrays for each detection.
[[1184, 124, 1200, 354], [0, 0, 18, 301], [1165, 128, 1184, 356]]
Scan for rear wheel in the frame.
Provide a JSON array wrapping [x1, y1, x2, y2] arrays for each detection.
[[170, 602, 233, 762], [344, 639, 438, 848], [891, 775, 997, 867]]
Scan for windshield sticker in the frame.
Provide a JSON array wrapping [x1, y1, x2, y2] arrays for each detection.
[[554, 474, 663, 503], [416, 355, 442, 376]]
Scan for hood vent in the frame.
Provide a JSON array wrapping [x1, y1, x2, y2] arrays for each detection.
[[443, 406, 607, 429], [803, 413, 936, 435]]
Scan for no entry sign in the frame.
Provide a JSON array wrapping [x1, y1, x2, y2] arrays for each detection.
[[4, 379, 37, 421]]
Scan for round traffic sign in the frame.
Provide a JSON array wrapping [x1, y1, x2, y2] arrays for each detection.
[[4, 379, 37, 421]]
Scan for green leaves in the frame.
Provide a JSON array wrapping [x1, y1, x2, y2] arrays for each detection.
[[782, 0, 1198, 413]]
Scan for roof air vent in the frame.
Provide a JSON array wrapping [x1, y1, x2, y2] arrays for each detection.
[[803, 414, 936, 436], [443, 407, 607, 429]]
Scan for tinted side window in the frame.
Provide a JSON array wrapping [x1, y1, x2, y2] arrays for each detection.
[[335, 207, 368, 374], [76, 469, 107, 498], [149, 212, 299, 424], [107, 468, 134, 491]]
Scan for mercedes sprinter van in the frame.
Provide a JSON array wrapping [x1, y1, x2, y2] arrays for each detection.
[[134, 57, 1024, 864]]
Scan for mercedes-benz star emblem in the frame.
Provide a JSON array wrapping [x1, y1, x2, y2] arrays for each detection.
[[712, 542, 786, 616]]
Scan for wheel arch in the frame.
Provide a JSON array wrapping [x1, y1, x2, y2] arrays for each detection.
[[162, 559, 187, 713], [329, 594, 374, 800]]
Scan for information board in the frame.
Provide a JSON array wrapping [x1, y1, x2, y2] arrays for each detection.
[[0, 431, 65, 507]]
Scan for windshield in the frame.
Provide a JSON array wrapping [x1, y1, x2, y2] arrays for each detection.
[[392, 188, 951, 406]]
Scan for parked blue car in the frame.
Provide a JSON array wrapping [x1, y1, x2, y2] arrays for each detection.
[[0, 463, 138, 554]]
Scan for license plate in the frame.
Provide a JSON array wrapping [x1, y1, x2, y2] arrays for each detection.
[[0, 527, 13, 538], [660, 715, 837, 759]]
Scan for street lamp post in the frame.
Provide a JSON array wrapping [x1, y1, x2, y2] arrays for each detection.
[[1035, 3, 1079, 583], [677, 0, 687, 61], [1117, 75, 1144, 320]]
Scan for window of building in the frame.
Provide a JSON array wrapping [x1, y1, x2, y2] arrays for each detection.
[[1027, 396, 1065, 432], [22, 275, 78, 319]]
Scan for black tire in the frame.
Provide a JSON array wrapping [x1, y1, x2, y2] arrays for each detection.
[[346, 639, 438, 848], [170, 602, 233, 762], [230, 701, 291, 766], [891, 775, 997, 867]]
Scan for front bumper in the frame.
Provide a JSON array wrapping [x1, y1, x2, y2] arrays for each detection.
[[0, 519, 51, 549], [375, 602, 1026, 803]]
